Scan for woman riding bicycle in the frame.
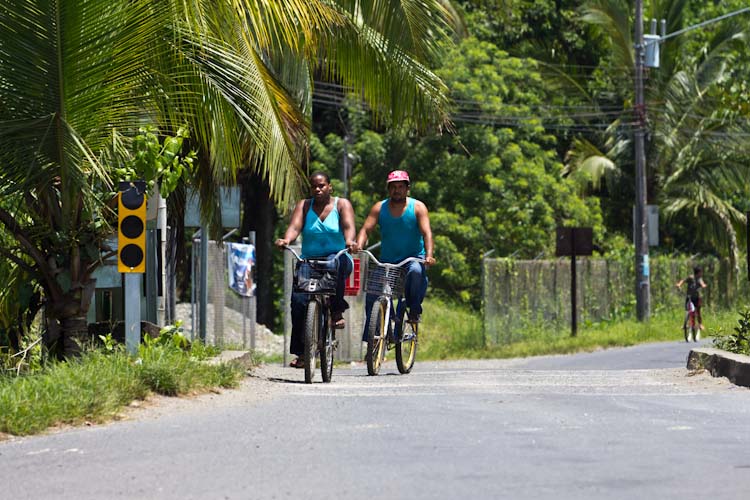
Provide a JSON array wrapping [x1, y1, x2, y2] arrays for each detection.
[[275, 172, 356, 368]]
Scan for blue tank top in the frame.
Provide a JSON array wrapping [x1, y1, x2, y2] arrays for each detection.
[[301, 198, 348, 259], [379, 198, 425, 263]]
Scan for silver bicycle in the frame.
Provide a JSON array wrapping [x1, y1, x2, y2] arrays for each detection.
[[359, 250, 425, 376]]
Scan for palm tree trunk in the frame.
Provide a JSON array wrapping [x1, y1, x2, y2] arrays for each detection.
[[240, 171, 278, 327]]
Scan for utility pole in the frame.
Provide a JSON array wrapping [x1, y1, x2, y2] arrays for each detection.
[[634, 0, 651, 321]]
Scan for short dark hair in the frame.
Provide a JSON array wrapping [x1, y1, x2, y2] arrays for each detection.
[[309, 171, 331, 184], [693, 266, 702, 275]]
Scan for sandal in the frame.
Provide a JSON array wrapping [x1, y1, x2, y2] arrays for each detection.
[[289, 357, 305, 369], [332, 312, 345, 329]]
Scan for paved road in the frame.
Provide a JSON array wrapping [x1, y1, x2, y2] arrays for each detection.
[[2, 340, 749, 500]]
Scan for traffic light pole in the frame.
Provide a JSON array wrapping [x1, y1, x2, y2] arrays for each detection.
[[124, 273, 141, 355], [634, 0, 651, 321]]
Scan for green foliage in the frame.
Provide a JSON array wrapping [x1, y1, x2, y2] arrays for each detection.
[[113, 127, 196, 199], [140, 321, 191, 353], [712, 308, 750, 356], [0, 340, 242, 435], [421, 297, 740, 360]]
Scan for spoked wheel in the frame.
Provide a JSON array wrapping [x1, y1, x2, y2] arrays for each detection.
[[320, 308, 334, 383], [304, 300, 320, 384], [367, 299, 388, 376], [396, 316, 418, 374]]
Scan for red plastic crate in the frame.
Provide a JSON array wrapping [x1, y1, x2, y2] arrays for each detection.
[[344, 258, 361, 296]]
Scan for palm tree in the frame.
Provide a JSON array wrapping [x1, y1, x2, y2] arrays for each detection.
[[0, 0, 459, 355], [562, 0, 750, 271]]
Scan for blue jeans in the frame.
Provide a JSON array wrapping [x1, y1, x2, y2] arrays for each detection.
[[290, 254, 352, 356], [362, 261, 428, 341]]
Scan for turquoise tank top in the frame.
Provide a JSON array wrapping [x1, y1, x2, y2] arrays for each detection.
[[379, 198, 425, 263], [301, 198, 348, 259]]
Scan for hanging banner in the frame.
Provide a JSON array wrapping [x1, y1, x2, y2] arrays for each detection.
[[227, 243, 255, 296]]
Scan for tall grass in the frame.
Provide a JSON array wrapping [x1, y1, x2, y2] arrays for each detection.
[[0, 346, 244, 436], [419, 298, 741, 360]]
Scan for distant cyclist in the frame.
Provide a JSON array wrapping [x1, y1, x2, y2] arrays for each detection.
[[676, 266, 708, 332], [353, 170, 435, 337]]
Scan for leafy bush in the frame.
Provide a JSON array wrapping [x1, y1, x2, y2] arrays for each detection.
[[712, 308, 750, 356]]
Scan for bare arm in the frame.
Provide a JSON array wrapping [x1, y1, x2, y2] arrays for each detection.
[[415, 201, 435, 266], [337, 198, 357, 249], [274, 200, 306, 247], [675, 278, 684, 289], [354, 202, 381, 252]]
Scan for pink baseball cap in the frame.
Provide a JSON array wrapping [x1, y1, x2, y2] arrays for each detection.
[[387, 170, 410, 184]]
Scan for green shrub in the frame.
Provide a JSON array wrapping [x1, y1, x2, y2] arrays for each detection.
[[712, 308, 750, 356]]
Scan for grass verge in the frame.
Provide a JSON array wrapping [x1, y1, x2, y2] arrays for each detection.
[[0, 346, 244, 436], [419, 298, 741, 360]]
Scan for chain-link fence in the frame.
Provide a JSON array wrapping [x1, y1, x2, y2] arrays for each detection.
[[483, 256, 750, 345], [176, 238, 283, 356]]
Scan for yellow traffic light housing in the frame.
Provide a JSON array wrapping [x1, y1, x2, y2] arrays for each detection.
[[118, 181, 147, 273]]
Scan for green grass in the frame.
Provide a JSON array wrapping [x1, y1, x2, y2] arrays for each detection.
[[419, 298, 741, 360], [0, 346, 244, 436]]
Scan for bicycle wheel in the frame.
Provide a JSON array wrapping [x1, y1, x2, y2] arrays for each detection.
[[304, 299, 320, 384], [395, 316, 418, 374], [320, 307, 334, 383], [367, 299, 388, 376], [691, 318, 700, 342]]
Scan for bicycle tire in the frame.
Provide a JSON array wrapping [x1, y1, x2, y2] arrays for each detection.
[[367, 299, 388, 376], [691, 321, 700, 342], [304, 300, 320, 384], [320, 307, 334, 383], [396, 316, 418, 374]]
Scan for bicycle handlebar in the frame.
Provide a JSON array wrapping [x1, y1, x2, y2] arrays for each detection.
[[281, 245, 349, 263], [357, 249, 425, 268]]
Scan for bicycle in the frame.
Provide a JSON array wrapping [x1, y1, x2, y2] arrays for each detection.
[[284, 246, 349, 383], [359, 250, 425, 376], [683, 297, 700, 343]]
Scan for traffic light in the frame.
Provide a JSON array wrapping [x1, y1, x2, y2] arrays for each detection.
[[118, 180, 147, 273]]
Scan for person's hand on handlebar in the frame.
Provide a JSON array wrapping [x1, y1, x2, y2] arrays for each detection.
[[424, 256, 436, 266], [274, 238, 289, 248], [347, 241, 360, 253]]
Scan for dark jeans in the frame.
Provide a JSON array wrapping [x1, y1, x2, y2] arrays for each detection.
[[290, 253, 353, 356], [362, 261, 428, 341]]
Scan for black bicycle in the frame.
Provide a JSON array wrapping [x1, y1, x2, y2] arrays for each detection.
[[359, 250, 425, 376], [285, 246, 348, 383]]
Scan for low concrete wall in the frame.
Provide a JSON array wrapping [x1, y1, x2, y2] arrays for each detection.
[[687, 348, 750, 388]]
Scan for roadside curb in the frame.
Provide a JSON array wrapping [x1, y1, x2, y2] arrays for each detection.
[[206, 350, 254, 369], [687, 347, 750, 388]]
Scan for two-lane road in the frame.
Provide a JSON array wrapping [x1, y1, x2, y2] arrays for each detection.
[[2, 340, 749, 500]]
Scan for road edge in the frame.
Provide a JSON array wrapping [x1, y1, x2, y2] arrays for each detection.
[[687, 347, 750, 388]]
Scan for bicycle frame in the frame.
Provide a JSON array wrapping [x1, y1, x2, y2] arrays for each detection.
[[359, 249, 425, 375], [284, 246, 349, 383]]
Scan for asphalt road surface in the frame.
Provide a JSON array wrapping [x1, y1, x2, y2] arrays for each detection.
[[2, 340, 749, 500]]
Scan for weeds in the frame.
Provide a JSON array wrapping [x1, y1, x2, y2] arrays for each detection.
[[0, 324, 244, 436], [712, 308, 750, 356]]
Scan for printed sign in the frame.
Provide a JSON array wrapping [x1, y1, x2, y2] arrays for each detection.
[[227, 243, 255, 296]]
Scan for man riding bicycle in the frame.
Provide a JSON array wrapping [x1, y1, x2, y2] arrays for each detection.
[[353, 170, 435, 340], [676, 266, 707, 333]]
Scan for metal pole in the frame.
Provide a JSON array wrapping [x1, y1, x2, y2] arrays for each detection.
[[634, 0, 651, 321], [249, 231, 256, 351], [200, 223, 208, 341], [124, 273, 141, 355], [571, 247, 577, 337]]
